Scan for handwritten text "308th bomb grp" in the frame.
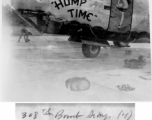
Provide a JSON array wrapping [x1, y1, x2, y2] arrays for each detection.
[[21, 108, 132, 120], [22, 108, 111, 120]]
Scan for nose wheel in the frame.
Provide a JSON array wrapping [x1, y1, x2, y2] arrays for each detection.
[[82, 44, 100, 58], [113, 42, 130, 47]]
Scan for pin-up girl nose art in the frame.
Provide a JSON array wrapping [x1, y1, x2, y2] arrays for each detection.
[[116, 0, 130, 30]]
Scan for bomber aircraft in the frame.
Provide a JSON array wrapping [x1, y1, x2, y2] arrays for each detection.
[[10, 0, 150, 58]]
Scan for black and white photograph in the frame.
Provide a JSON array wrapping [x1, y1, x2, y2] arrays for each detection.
[[16, 103, 135, 120], [1, 0, 151, 102]]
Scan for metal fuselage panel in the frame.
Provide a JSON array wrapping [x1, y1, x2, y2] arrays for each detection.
[[11, 0, 149, 32]]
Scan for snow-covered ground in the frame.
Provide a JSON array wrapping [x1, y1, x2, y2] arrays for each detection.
[[0, 35, 151, 102]]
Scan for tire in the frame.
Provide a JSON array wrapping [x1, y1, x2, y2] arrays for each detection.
[[82, 44, 100, 58], [113, 42, 130, 47]]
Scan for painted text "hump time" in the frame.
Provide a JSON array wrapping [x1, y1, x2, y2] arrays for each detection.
[[51, 0, 87, 10]]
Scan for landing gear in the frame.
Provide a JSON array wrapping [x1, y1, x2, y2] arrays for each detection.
[[82, 44, 100, 58], [113, 42, 130, 47], [68, 34, 81, 42]]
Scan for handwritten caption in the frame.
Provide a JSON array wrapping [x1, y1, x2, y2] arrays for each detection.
[[21, 108, 132, 120]]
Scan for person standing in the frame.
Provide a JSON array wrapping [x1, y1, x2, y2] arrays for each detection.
[[18, 26, 32, 43], [116, 0, 130, 29]]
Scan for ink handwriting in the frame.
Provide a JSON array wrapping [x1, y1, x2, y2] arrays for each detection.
[[22, 112, 38, 119], [42, 108, 53, 115], [117, 110, 132, 120], [55, 110, 83, 120], [21, 109, 132, 120], [86, 110, 111, 120]]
